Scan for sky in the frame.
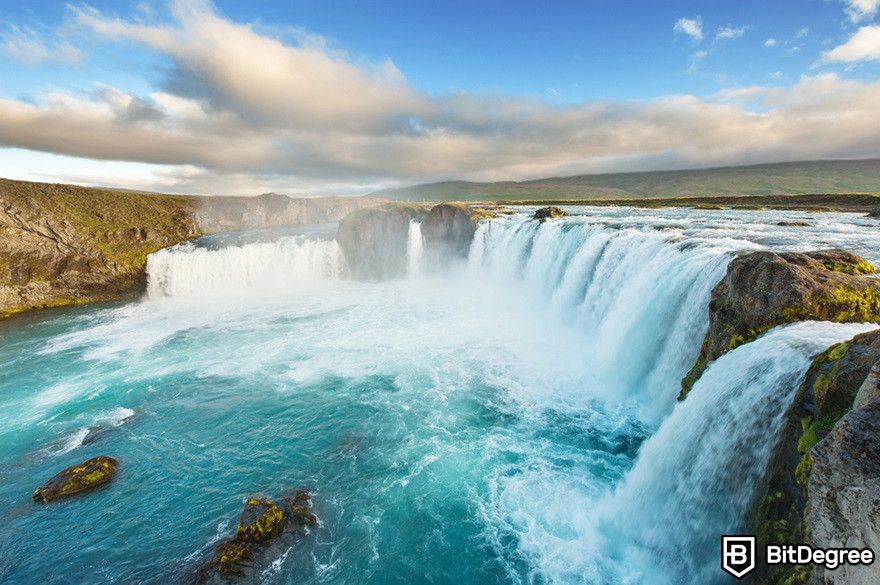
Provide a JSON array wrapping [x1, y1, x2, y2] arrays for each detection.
[[1, 0, 880, 196]]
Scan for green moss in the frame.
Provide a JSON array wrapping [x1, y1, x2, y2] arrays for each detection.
[[679, 355, 707, 400], [236, 498, 286, 543], [782, 287, 880, 323], [822, 258, 876, 275], [32, 455, 118, 502]]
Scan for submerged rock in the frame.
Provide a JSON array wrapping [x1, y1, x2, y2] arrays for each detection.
[[680, 250, 880, 399], [32, 455, 118, 503], [532, 206, 566, 222], [190, 491, 317, 584], [777, 220, 812, 227]]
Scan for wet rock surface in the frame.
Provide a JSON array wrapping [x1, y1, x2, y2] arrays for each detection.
[[32, 455, 119, 503], [532, 206, 566, 222], [680, 250, 880, 399], [747, 329, 880, 584], [189, 490, 317, 584]]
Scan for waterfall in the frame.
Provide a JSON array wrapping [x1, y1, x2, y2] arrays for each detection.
[[146, 235, 346, 299], [585, 320, 878, 585], [467, 216, 738, 419], [407, 220, 424, 277]]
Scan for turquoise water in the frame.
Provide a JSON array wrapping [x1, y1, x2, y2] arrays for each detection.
[[1, 208, 879, 584]]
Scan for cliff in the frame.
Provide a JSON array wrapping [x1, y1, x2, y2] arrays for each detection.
[[680, 250, 880, 399], [748, 330, 880, 585], [682, 248, 880, 584], [0, 178, 382, 317], [335, 202, 496, 279]]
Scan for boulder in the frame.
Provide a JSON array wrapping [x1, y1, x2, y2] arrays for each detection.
[[191, 491, 317, 583], [421, 203, 494, 267], [32, 455, 118, 502], [532, 206, 566, 222], [680, 250, 880, 399], [777, 221, 812, 227]]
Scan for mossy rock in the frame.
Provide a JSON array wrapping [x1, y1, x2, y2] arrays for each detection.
[[32, 455, 118, 502], [284, 490, 318, 526], [680, 250, 880, 400], [193, 492, 318, 583], [235, 497, 286, 543], [533, 206, 566, 222]]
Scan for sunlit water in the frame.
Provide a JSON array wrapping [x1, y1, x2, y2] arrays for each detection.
[[1, 207, 879, 584]]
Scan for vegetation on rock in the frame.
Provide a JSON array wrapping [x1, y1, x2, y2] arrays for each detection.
[[32, 455, 119, 502], [680, 250, 880, 399], [192, 490, 317, 583], [532, 206, 566, 222], [0, 178, 383, 318], [747, 329, 880, 585]]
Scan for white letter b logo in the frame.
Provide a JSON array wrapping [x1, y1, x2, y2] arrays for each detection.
[[721, 536, 756, 579]]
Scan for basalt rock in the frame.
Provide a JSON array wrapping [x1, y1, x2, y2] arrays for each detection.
[[680, 250, 880, 399], [421, 203, 495, 268], [746, 329, 880, 585], [532, 206, 566, 222], [190, 490, 317, 584], [806, 402, 880, 585], [32, 455, 118, 502], [336, 203, 494, 278], [335, 204, 429, 280]]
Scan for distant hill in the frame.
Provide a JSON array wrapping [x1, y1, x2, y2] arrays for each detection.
[[374, 159, 880, 201]]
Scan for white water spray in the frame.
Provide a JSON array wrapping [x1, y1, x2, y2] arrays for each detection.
[[146, 236, 346, 299], [407, 220, 424, 277]]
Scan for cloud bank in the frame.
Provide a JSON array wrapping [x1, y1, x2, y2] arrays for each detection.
[[1, 0, 880, 195]]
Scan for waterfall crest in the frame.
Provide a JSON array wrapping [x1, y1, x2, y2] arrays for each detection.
[[146, 235, 346, 299]]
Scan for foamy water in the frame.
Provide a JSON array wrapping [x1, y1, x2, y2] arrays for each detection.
[[0, 208, 878, 584]]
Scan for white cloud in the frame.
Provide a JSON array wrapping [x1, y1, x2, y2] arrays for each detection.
[[796, 27, 809, 38], [842, 0, 880, 22], [765, 38, 778, 47], [0, 24, 82, 65], [716, 25, 749, 42], [3, 2, 880, 195], [674, 17, 704, 42], [823, 25, 880, 62]]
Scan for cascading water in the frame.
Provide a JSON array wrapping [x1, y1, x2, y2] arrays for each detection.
[[146, 234, 346, 299], [2, 208, 880, 585], [407, 220, 424, 277]]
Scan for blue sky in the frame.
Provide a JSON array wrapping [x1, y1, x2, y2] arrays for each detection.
[[1, 0, 880, 195]]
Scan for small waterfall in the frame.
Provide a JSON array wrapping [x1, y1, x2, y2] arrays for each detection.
[[407, 220, 424, 277], [146, 235, 347, 299], [589, 321, 878, 584]]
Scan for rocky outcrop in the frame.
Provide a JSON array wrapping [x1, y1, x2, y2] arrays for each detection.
[[421, 203, 494, 268], [0, 178, 384, 318], [747, 330, 880, 585], [532, 206, 566, 222], [680, 250, 880, 399], [32, 455, 119, 502], [806, 403, 880, 585], [190, 490, 317, 584], [336, 203, 495, 279], [335, 204, 429, 279]]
